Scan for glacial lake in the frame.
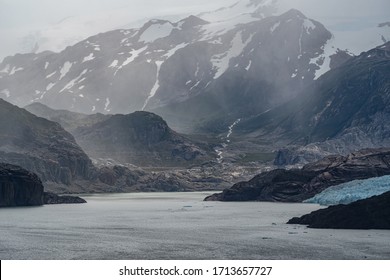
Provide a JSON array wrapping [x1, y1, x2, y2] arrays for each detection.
[[0, 192, 389, 260]]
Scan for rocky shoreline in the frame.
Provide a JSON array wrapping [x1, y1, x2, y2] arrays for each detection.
[[1, 163, 86, 207], [288, 191, 390, 229], [205, 148, 390, 202]]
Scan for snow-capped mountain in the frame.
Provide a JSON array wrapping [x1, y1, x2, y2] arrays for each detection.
[[0, 6, 344, 128]]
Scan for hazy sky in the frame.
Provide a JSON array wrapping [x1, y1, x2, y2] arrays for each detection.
[[0, 0, 389, 59]]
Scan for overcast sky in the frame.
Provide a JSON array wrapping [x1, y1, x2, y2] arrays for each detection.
[[0, 0, 389, 60]]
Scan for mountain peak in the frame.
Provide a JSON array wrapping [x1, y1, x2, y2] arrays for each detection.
[[178, 15, 209, 28], [283, 8, 307, 19]]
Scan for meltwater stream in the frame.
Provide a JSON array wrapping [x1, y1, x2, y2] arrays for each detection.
[[0, 192, 389, 260]]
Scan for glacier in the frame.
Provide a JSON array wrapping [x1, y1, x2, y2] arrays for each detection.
[[305, 175, 390, 206]]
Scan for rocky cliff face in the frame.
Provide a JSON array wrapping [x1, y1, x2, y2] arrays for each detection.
[[288, 191, 390, 229], [0, 99, 96, 188], [205, 148, 390, 202], [72, 111, 213, 167], [0, 163, 44, 207]]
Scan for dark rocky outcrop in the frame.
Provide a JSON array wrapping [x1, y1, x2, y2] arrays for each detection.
[[287, 191, 390, 229], [43, 192, 86, 204], [0, 163, 44, 207], [205, 148, 390, 202]]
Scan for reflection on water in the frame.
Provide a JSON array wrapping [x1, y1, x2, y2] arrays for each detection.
[[0, 192, 389, 260]]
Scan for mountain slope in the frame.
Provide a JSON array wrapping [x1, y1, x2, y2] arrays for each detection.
[[0, 9, 349, 134], [25, 102, 214, 167], [0, 98, 96, 186], [71, 111, 214, 167], [236, 42, 390, 162], [25, 102, 109, 132]]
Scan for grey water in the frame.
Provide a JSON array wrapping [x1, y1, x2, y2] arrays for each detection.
[[0, 192, 389, 260]]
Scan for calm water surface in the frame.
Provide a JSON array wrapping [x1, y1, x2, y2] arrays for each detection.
[[0, 192, 389, 259]]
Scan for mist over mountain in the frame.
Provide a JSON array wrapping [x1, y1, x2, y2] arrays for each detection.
[[235, 42, 390, 164], [1, 7, 354, 134]]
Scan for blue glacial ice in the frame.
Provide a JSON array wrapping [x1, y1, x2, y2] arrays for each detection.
[[305, 175, 390, 206]]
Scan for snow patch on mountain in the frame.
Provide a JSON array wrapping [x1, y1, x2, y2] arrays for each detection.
[[123, 46, 148, 66], [109, 60, 119, 68], [82, 53, 95, 63], [0, 64, 10, 74], [59, 61, 72, 80], [46, 71, 57, 79], [142, 60, 163, 110], [270, 21, 280, 33], [163, 43, 189, 59], [9, 66, 24, 75], [112, 46, 148, 75], [46, 83, 55, 91], [1, 89, 10, 98], [305, 175, 390, 206], [245, 60, 252, 70], [199, 0, 275, 22], [104, 97, 111, 112], [211, 31, 253, 79], [140, 22, 175, 43], [60, 69, 88, 93], [310, 37, 336, 80], [303, 19, 316, 34]]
